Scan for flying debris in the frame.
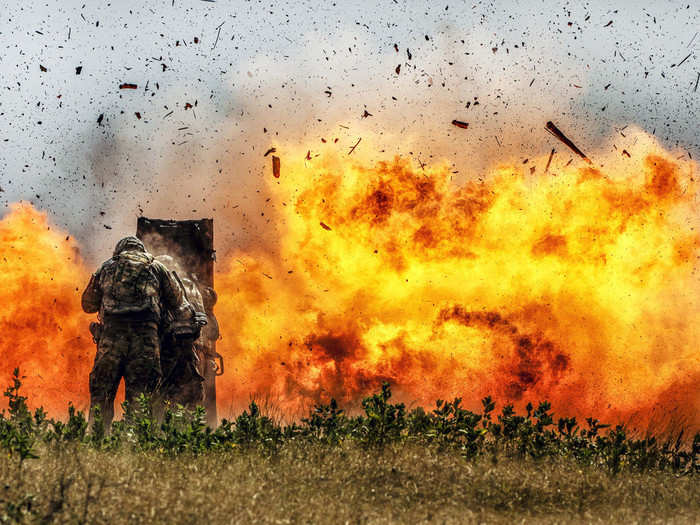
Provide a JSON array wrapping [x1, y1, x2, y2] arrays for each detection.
[[545, 121, 591, 164], [272, 155, 281, 178]]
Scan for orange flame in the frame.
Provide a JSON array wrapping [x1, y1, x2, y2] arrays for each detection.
[[1, 135, 699, 431], [0, 204, 93, 414], [214, 140, 700, 430]]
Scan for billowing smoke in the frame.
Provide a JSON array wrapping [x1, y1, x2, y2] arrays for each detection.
[[2, 2, 699, 261]]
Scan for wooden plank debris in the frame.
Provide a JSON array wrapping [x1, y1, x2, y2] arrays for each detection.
[[545, 121, 591, 164]]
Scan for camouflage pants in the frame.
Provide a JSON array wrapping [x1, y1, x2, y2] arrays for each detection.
[[159, 336, 204, 409], [89, 318, 161, 428]]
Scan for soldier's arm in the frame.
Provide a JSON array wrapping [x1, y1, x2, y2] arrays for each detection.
[[81, 270, 102, 313], [155, 262, 184, 311]]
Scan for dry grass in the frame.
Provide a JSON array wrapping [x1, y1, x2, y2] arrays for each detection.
[[3, 443, 697, 524]]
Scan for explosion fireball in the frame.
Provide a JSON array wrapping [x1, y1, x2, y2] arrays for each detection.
[[2, 132, 699, 430]]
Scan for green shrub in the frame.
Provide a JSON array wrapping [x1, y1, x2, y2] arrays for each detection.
[[0, 370, 696, 475]]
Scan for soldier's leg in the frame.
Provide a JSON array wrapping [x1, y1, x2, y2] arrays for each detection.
[[123, 321, 162, 406], [170, 348, 204, 409], [158, 333, 179, 404], [89, 325, 126, 429]]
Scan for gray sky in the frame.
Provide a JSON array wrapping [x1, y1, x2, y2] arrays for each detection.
[[1, 0, 699, 261]]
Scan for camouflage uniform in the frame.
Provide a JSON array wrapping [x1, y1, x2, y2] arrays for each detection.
[[197, 284, 221, 396], [155, 255, 207, 409], [82, 236, 183, 428]]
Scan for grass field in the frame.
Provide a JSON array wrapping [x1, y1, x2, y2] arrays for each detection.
[[0, 372, 697, 524], [4, 443, 699, 524]]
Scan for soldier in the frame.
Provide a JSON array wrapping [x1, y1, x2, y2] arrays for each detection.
[[81, 236, 184, 429], [155, 255, 207, 409]]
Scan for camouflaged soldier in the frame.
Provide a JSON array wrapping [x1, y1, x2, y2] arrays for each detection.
[[81, 236, 183, 428], [155, 255, 207, 409]]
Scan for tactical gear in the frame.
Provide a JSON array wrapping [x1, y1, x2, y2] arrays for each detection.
[[98, 251, 161, 319], [164, 271, 207, 340]]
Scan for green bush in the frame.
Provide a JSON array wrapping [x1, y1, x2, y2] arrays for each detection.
[[0, 372, 697, 476]]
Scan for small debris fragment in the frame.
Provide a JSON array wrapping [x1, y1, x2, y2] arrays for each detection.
[[212, 21, 224, 50], [395, 64, 401, 74], [362, 109, 373, 118], [451, 119, 469, 129], [622, 149, 631, 158], [320, 222, 332, 231], [673, 53, 692, 68], [103, 224, 112, 230], [119, 83, 138, 89], [135, 112, 141, 120], [97, 113, 104, 126], [264, 147, 276, 157], [272, 155, 280, 178], [604, 20, 613, 27], [348, 137, 361, 155], [545, 148, 555, 173], [394, 43, 399, 52], [75, 66, 82, 75]]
